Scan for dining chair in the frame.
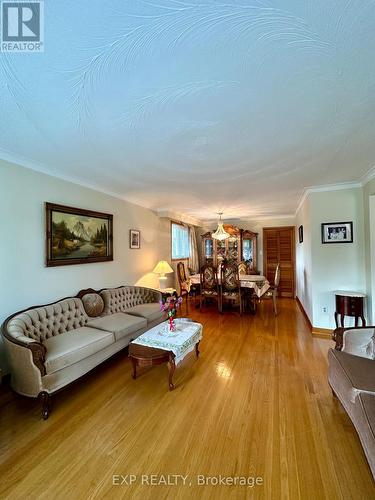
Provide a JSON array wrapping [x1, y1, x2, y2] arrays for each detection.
[[200, 264, 221, 312], [221, 262, 243, 315], [187, 267, 200, 305], [271, 263, 281, 315], [259, 263, 280, 315], [176, 261, 189, 313]]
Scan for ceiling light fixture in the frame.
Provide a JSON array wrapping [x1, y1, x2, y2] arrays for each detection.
[[212, 212, 230, 241]]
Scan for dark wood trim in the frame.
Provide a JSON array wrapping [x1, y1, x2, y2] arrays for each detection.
[[1, 318, 47, 376], [45, 202, 113, 267], [76, 288, 98, 299], [39, 391, 51, 420]]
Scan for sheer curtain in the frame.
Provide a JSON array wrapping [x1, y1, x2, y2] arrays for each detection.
[[171, 223, 190, 259], [188, 225, 199, 274]]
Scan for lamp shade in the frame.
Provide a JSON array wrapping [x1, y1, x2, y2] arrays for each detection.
[[153, 260, 173, 275]]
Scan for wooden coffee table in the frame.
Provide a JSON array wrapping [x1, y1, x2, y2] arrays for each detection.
[[128, 342, 199, 390], [128, 319, 202, 390]]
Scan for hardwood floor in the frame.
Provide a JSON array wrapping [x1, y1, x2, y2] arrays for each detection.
[[0, 299, 374, 499]]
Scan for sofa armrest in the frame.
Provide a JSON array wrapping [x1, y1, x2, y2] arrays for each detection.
[[2, 328, 47, 376], [150, 289, 162, 303], [27, 342, 47, 376], [332, 326, 375, 358]]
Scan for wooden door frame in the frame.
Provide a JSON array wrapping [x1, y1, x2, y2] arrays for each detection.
[[263, 226, 296, 298]]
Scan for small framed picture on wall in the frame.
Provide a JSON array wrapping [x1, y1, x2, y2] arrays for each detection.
[[298, 225, 303, 244], [129, 229, 140, 249], [321, 222, 353, 244]]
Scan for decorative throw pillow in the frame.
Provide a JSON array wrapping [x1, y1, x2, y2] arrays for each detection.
[[82, 293, 104, 317]]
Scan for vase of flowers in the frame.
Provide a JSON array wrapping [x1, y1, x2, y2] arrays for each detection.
[[159, 295, 183, 331]]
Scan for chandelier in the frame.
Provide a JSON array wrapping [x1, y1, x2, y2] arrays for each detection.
[[212, 212, 230, 241]]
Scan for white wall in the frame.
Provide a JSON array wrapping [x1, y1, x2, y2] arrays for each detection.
[[295, 188, 366, 329], [363, 178, 375, 322], [0, 161, 170, 373], [295, 196, 313, 320]]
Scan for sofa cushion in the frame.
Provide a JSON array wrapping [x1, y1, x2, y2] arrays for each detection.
[[44, 327, 114, 375], [87, 312, 147, 341], [124, 303, 164, 324], [329, 349, 375, 396]]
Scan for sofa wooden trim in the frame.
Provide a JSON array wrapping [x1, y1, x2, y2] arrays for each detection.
[[1, 293, 81, 376], [1, 285, 163, 419]]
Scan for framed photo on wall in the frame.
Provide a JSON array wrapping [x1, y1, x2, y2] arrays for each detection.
[[46, 203, 113, 266], [321, 222, 353, 244], [129, 229, 140, 249], [298, 225, 303, 244]]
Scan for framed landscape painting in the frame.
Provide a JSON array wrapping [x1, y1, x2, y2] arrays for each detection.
[[46, 203, 113, 266], [321, 222, 353, 244]]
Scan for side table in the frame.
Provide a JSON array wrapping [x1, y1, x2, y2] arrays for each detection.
[[159, 288, 177, 301], [334, 291, 366, 328]]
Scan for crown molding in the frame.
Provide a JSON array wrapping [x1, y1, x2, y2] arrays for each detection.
[[0, 148, 168, 217], [295, 181, 363, 216], [360, 165, 375, 186], [2, 148, 375, 225], [0, 148, 131, 202], [157, 209, 202, 227]]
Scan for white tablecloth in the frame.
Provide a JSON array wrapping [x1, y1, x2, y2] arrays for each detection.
[[189, 274, 270, 298], [131, 319, 203, 364]]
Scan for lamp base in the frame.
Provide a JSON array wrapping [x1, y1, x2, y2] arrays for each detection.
[[159, 276, 168, 291]]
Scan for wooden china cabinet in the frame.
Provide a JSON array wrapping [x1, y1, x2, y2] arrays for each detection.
[[201, 225, 258, 271]]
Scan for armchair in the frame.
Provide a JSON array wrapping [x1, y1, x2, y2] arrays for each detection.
[[332, 326, 375, 358], [329, 325, 375, 478]]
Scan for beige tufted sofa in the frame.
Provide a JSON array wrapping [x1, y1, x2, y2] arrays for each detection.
[[2, 286, 163, 419]]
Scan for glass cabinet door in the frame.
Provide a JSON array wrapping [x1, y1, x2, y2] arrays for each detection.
[[242, 239, 253, 261], [228, 238, 239, 261], [216, 240, 226, 262], [205, 238, 213, 259]]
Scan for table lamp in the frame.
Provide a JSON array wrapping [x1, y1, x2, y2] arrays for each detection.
[[153, 260, 174, 290]]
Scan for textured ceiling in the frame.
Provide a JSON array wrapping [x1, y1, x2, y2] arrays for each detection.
[[1, 0, 375, 219]]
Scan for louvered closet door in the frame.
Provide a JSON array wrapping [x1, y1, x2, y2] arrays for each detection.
[[263, 227, 295, 298]]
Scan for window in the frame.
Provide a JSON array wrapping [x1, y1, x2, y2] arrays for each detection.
[[171, 223, 190, 260]]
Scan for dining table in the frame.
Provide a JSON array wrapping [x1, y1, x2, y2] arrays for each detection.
[[188, 273, 270, 298]]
